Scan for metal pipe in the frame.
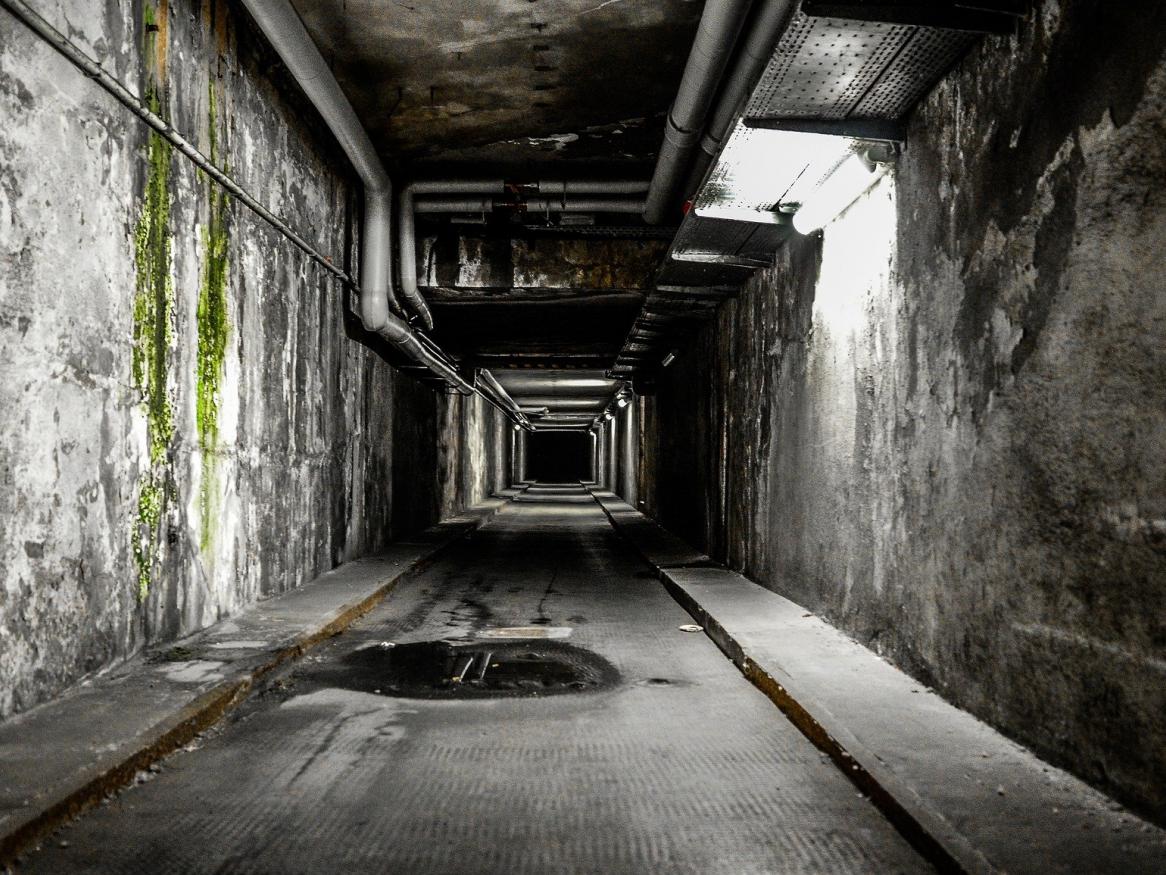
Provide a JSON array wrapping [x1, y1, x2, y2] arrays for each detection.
[[477, 369, 532, 430], [685, 0, 797, 197], [535, 180, 650, 196], [235, 0, 487, 394], [401, 180, 649, 328], [399, 180, 503, 330], [413, 197, 647, 215], [525, 198, 647, 214], [0, 0, 348, 286], [643, 0, 754, 223]]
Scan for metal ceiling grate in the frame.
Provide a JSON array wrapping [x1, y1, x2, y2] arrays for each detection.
[[746, 10, 971, 121], [851, 27, 975, 116], [747, 13, 913, 119]]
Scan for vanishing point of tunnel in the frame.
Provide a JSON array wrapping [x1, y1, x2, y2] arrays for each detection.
[[1, 1, 1164, 872]]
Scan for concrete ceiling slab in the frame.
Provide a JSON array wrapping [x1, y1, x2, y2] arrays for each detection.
[[288, 0, 702, 165], [494, 368, 622, 414]]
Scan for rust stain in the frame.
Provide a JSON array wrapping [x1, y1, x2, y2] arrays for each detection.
[[214, 0, 230, 62], [153, 0, 169, 85]]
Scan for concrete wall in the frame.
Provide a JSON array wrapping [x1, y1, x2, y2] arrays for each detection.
[[0, 0, 508, 719], [645, 0, 1166, 819], [435, 392, 511, 520]]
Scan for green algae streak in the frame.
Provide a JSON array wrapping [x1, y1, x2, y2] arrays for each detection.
[[132, 3, 174, 600], [197, 76, 230, 550]]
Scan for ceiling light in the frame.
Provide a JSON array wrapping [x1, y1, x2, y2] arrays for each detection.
[[692, 125, 855, 224], [604, 412, 614, 421], [792, 146, 896, 235], [661, 351, 677, 367], [616, 397, 629, 408]]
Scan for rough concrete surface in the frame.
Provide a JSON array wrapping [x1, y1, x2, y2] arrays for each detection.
[[19, 487, 929, 874], [0, 493, 518, 866], [0, 0, 510, 720], [643, 0, 1166, 821], [287, 0, 701, 162], [594, 488, 1166, 874]]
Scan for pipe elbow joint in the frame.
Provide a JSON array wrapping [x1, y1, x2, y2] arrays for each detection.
[[360, 292, 390, 334]]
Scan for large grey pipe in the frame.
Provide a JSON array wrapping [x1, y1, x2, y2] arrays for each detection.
[[684, 0, 796, 197], [399, 181, 502, 332], [643, 0, 754, 224], [239, 0, 475, 394]]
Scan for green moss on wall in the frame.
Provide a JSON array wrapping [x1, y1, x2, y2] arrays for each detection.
[[197, 76, 230, 550], [132, 2, 174, 600]]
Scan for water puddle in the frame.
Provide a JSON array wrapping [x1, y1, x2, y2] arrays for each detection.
[[323, 640, 619, 699]]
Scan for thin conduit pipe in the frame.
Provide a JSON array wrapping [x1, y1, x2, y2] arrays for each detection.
[[399, 180, 649, 328], [643, 0, 754, 223], [685, 0, 797, 197], [477, 369, 532, 431], [0, 0, 349, 286]]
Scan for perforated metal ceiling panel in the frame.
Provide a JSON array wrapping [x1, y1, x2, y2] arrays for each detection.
[[612, 4, 984, 378], [747, 10, 973, 120], [850, 26, 975, 116]]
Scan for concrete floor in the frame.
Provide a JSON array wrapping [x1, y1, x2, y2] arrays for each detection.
[[24, 486, 929, 874]]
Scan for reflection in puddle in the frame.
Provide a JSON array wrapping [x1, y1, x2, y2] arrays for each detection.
[[321, 640, 619, 699]]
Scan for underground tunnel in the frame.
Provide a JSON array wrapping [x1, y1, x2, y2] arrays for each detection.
[[0, 0, 1164, 871]]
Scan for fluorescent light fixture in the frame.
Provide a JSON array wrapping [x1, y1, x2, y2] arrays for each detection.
[[692, 205, 790, 224], [692, 125, 855, 223], [793, 147, 895, 235], [661, 351, 677, 368]]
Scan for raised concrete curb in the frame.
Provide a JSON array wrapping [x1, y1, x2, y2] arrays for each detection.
[[0, 489, 526, 867], [588, 488, 1166, 875]]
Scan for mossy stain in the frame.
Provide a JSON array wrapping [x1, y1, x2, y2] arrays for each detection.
[[132, 2, 174, 600], [197, 72, 231, 551]]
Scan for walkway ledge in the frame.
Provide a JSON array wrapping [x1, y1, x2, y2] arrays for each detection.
[[587, 487, 1166, 875], [0, 488, 527, 868]]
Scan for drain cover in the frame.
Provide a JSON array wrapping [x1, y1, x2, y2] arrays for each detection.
[[476, 626, 572, 640], [324, 640, 620, 699]]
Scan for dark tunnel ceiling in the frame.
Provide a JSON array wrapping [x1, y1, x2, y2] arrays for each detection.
[[288, 0, 994, 415], [288, 0, 703, 172]]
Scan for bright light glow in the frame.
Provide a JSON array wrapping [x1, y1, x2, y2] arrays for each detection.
[[616, 397, 629, 408], [811, 171, 896, 342], [691, 205, 789, 224], [692, 124, 855, 221], [793, 153, 890, 235], [661, 351, 677, 368], [604, 412, 614, 421]]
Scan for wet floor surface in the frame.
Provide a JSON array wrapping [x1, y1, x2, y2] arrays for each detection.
[[23, 486, 930, 874]]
